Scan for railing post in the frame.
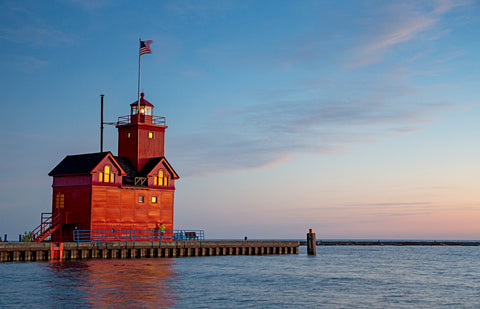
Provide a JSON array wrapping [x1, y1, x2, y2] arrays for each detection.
[[74, 230, 79, 246]]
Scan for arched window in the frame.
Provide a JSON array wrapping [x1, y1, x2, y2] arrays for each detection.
[[154, 170, 168, 186], [104, 165, 110, 183], [99, 165, 115, 183]]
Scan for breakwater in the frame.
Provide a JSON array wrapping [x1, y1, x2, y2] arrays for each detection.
[[299, 240, 480, 246], [0, 240, 299, 262]]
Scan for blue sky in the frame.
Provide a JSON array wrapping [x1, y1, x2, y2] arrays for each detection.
[[1, 0, 479, 239]]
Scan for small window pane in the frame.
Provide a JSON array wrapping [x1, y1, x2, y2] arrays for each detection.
[[152, 196, 157, 203], [139, 196, 144, 203], [104, 165, 110, 182], [56, 193, 64, 209]]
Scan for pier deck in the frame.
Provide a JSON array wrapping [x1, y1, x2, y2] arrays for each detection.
[[0, 240, 299, 262]]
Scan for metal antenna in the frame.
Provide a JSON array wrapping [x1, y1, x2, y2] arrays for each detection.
[[100, 94, 104, 152]]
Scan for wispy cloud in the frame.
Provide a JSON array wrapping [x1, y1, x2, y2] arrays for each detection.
[[168, 0, 475, 178], [171, 93, 463, 177], [350, 0, 469, 67], [59, 0, 113, 11], [0, 25, 71, 47], [0, 2, 72, 47]]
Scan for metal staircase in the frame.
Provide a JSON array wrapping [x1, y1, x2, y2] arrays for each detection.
[[30, 213, 61, 243]]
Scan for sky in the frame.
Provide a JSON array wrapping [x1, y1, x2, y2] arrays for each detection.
[[0, 0, 479, 240]]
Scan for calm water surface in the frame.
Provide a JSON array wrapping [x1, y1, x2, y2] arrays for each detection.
[[0, 246, 479, 308]]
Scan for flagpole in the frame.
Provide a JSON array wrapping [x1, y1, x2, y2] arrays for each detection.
[[137, 38, 141, 117]]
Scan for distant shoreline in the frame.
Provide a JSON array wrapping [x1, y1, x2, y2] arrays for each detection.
[[299, 240, 480, 246]]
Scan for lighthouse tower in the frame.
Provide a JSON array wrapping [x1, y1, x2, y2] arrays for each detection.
[[45, 93, 179, 242], [117, 92, 167, 171]]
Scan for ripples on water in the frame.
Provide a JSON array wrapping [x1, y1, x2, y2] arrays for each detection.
[[0, 246, 479, 308]]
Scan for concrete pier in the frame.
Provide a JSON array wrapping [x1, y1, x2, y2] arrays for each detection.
[[0, 240, 299, 263]]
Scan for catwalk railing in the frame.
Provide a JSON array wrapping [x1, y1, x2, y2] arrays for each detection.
[[73, 229, 205, 245], [117, 115, 166, 126]]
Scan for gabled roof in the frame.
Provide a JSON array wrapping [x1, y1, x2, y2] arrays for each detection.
[[49, 151, 179, 180], [137, 157, 180, 179], [49, 152, 126, 176]]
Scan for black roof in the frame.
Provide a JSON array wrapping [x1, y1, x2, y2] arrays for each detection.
[[115, 157, 136, 178], [137, 157, 164, 177], [49, 152, 179, 179], [137, 157, 179, 178], [49, 152, 111, 176]]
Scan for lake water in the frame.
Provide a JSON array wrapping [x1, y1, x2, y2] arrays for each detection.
[[1, 245, 479, 308]]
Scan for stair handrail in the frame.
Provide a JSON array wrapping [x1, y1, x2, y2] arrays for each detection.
[[30, 212, 61, 241]]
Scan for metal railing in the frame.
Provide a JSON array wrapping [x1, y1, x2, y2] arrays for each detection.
[[30, 213, 61, 242], [117, 115, 166, 126], [134, 177, 148, 187], [73, 229, 204, 246]]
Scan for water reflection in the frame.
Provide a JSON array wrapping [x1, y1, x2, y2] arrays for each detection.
[[47, 258, 178, 308]]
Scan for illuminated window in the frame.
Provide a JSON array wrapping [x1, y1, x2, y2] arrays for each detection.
[[127, 132, 131, 139], [56, 193, 64, 209], [154, 170, 167, 186], [149, 132, 154, 139], [104, 165, 110, 183], [152, 196, 157, 203], [99, 165, 115, 183], [139, 196, 144, 203]]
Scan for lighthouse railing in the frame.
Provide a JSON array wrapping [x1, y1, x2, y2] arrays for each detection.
[[117, 115, 166, 126]]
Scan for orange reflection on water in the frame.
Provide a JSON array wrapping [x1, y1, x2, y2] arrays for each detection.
[[48, 258, 178, 308]]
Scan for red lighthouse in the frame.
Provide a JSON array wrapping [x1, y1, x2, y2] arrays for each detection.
[[44, 93, 179, 242]]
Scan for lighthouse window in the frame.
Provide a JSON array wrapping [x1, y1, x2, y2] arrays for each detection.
[[55, 193, 64, 209], [99, 165, 115, 183], [104, 165, 110, 183], [149, 132, 154, 139], [127, 132, 131, 139], [153, 170, 169, 187], [154, 170, 164, 186], [152, 196, 157, 203]]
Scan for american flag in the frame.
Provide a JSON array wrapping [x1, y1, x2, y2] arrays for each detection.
[[140, 40, 152, 55]]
